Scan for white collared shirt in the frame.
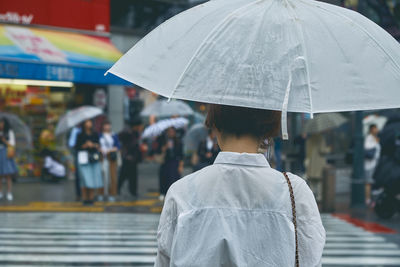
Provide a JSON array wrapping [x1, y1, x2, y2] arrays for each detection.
[[155, 152, 325, 267]]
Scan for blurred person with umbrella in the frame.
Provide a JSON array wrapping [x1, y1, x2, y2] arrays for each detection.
[[107, 0, 400, 264], [0, 112, 32, 150], [364, 124, 381, 206], [363, 114, 387, 135], [155, 127, 184, 201], [75, 119, 103, 205], [118, 118, 144, 198], [0, 117, 17, 201], [57, 106, 103, 201]]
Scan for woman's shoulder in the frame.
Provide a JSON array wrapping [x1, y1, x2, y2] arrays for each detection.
[[285, 172, 308, 188], [285, 172, 321, 222], [168, 165, 215, 194]]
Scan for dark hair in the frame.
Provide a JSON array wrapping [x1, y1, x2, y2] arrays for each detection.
[[102, 120, 111, 128], [369, 124, 377, 132], [81, 119, 93, 131], [0, 117, 10, 134], [205, 104, 281, 140]]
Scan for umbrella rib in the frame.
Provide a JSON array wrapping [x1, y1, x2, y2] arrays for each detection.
[[299, 0, 400, 75], [168, 0, 267, 101], [286, 0, 314, 117]]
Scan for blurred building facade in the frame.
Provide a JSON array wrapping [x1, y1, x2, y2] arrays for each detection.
[[0, 0, 127, 177]]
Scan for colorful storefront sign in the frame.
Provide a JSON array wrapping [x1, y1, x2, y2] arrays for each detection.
[[0, 24, 127, 84]]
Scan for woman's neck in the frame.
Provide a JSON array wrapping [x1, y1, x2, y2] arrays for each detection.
[[218, 135, 259, 154]]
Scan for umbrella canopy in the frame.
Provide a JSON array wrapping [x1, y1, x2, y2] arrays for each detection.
[[363, 115, 387, 135], [108, 0, 400, 139], [142, 117, 189, 139], [55, 106, 103, 136], [193, 111, 206, 124], [0, 112, 32, 149], [184, 123, 208, 153], [141, 100, 194, 118], [303, 113, 347, 134]]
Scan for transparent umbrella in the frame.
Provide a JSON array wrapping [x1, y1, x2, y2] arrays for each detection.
[[141, 99, 194, 118], [184, 123, 208, 153], [192, 112, 206, 124], [303, 113, 347, 134], [142, 117, 189, 139], [108, 0, 400, 139], [55, 106, 103, 136], [363, 115, 387, 135], [0, 112, 32, 149]]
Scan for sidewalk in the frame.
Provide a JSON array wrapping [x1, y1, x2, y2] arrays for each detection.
[[0, 162, 166, 213]]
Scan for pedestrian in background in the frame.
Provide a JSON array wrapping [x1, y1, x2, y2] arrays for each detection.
[[305, 133, 331, 202], [75, 120, 103, 205], [100, 121, 121, 201], [194, 128, 219, 171], [0, 117, 17, 201], [364, 124, 381, 206], [157, 127, 183, 201], [68, 126, 82, 201], [118, 119, 143, 198], [155, 105, 325, 266]]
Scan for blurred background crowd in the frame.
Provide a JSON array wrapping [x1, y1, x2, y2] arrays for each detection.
[[0, 0, 400, 220]]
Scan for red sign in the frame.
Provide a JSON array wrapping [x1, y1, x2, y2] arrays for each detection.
[[0, 0, 110, 33]]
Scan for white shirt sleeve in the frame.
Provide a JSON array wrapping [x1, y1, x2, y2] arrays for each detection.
[[8, 130, 15, 146], [293, 177, 326, 267]]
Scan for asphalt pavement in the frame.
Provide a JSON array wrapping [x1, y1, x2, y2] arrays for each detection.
[[0, 161, 399, 266]]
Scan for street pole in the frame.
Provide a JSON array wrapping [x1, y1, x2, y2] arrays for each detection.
[[351, 111, 365, 207]]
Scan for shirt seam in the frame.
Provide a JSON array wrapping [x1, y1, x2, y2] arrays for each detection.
[[213, 162, 271, 168], [157, 207, 292, 234]]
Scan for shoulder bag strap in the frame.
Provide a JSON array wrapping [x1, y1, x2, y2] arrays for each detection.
[[283, 172, 299, 267]]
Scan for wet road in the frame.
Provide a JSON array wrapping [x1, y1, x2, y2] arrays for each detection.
[[0, 213, 399, 266]]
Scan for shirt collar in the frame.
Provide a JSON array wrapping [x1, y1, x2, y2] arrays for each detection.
[[214, 152, 270, 167]]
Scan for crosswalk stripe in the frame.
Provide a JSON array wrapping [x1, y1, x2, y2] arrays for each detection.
[[0, 239, 158, 246], [322, 257, 400, 265], [0, 254, 156, 263], [0, 228, 158, 234], [325, 236, 386, 242], [0, 212, 398, 266], [0, 246, 157, 254], [323, 249, 400, 256], [324, 242, 399, 249], [0, 234, 156, 240], [321, 214, 400, 266]]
